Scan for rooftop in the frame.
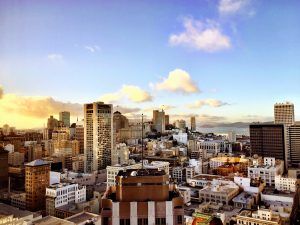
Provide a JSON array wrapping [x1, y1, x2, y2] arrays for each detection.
[[66, 212, 100, 224], [25, 159, 49, 167], [117, 168, 166, 177], [0, 203, 35, 219], [33, 216, 73, 225]]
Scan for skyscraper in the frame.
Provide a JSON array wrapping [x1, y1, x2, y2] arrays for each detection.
[[165, 115, 170, 126], [250, 124, 286, 166], [274, 102, 295, 165], [152, 110, 165, 133], [288, 122, 300, 167], [191, 116, 196, 131], [59, 111, 71, 127], [274, 102, 295, 125], [0, 147, 8, 189], [113, 111, 129, 133], [101, 169, 184, 225], [25, 159, 50, 211], [84, 102, 113, 172]]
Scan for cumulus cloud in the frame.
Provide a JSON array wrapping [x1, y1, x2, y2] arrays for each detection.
[[47, 53, 63, 61], [0, 94, 82, 118], [84, 45, 100, 53], [156, 69, 200, 94], [188, 99, 229, 109], [218, 0, 253, 16], [169, 18, 231, 52], [100, 85, 152, 103], [0, 86, 3, 99]]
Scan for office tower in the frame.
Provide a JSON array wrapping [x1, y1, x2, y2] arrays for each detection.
[[250, 124, 286, 166], [25, 159, 50, 211], [152, 110, 165, 133], [101, 169, 184, 225], [191, 116, 196, 131], [84, 102, 113, 172], [113, 111, 129, 133], [274, 102, 295, 125], [47, 115, 58, 139], [175, 120, 186, 131], [228, 131, 237, 142], [289, 122, 300, 166], [274, 102, 295, 164], [59, 111, 71, 127], [47, 115, 58, 129], [0, 147, 8, 189], [75, 122, 84, 154], [165, 115, 170, 126]]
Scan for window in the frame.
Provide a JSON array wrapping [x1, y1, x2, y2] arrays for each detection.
[[177, 215, 183, 224], [102, 217, 109, 225]]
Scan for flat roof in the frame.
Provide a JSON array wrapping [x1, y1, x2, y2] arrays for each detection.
[[66, 212, 99, 224]]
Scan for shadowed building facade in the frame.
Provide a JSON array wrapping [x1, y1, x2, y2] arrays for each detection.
[[101, 169, 184, 225], [25, 159, 50, 212], [250, 124, 286, 167]]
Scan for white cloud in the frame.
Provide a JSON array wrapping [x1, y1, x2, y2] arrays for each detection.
[[188, 99, 229, 109], [156, 69, 200, 94], [0, 94, 82, 118], [47, 53, 63, 61], [121, 85, 152, 102], [169, 18, 231, 52], [100, 92, 121, 103], [218, 0, 252, 15], [84, 45, 100, 53], [100, 85, 152, 103]]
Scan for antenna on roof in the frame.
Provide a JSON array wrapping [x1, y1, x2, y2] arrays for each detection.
[[142, 113, 144, 169]]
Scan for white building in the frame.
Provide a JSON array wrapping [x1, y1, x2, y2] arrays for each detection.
[[228, 131, 236, 142], [237, 209, 280, 225], [248, 158, 284, 186], [234, 176, 265, 194], [173, 132, 188, 145], [60, 171, 97, 186], [46, 183, 86, 208], [143, 160, 170, 175], [106, 163, 142, 187], [178, 187, 191, 206], [275, 175, 297, 192], [84, 102, 113, 172], [172, 167, 184, 182], [111, 143, 129, 165]]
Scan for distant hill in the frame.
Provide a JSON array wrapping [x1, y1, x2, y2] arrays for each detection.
[[201, 121, 274, 128]]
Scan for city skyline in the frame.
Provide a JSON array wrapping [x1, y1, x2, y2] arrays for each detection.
[[1, 0, 300, 128]]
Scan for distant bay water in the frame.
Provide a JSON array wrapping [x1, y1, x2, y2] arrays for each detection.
[[198, 127, 250, 136]]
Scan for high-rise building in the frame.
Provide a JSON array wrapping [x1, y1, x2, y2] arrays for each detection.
[[175, 120, 186, 131], [25, 159, 50, 211], [165, 115, 170, 126], [84, 102, 113, 172], [274, 102, 295, 164], [47, 115, 58, 139], [101, 169, 184, 225], [75, 122, 84, 154], [191, 116, 196, 131], [250, 124, 286, 166], [113, 111, 129, 133], [274, 102, 295, 125], [59, 111, 71, 127], [0, 147, 8, 189], [289, 122, 300, 166], [152, 110, 166, 133]]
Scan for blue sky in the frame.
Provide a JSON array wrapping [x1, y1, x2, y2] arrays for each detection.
[[0, 0, 300, 128]]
